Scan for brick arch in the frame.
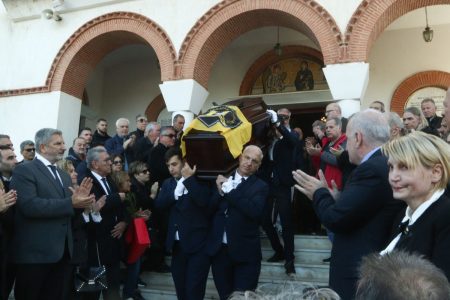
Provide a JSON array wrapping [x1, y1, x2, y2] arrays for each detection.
[[239, 45, 324, 95], [145, 94, 166, 121], [177, 0, 343, 90], [390, 71, 450, 114], [47, 12, 177, 99], [345, 0, 450, 62]]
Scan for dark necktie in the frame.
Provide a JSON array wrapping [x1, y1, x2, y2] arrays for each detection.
[[48, 165, 64, 191], [101, 177, 112, 195], [396, 220, 411, 247]]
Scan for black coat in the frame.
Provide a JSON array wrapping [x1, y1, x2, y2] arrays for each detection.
[[155, 176, 211, 254], [206, 174, 268, 262], [147, 143, 171, 186], [312, 150, 404, 300], [86, 170, 127, 265], [391, 194, 450, 281]]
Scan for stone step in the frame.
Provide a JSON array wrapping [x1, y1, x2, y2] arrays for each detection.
[[261, 234, 332, 251], [261, 248, 331, 264]]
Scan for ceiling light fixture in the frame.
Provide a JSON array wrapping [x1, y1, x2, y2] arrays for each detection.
[[423, 7, 433, 42], [274, 27, 282, 56]]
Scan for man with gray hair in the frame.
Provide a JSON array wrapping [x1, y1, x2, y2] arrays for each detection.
[[135, 122, 161, 163], [10, 128, 95, 299], [356, 251, 450, 300], [19, 140, 35, 163], [85, 146, 127, 299], [105, 117, 134, 170], [293, 110, 404, 299]]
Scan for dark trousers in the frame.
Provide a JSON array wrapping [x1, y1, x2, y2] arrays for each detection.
[[211, 245, 261, 300], [14, 253, 71, 300], [262, 185, 295, 261], [171, 242, 210, 300]]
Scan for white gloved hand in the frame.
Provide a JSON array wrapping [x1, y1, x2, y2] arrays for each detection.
[[267, 110, 278, 124]]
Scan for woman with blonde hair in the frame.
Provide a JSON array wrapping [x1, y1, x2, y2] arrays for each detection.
[[380, 131, 450, 280]]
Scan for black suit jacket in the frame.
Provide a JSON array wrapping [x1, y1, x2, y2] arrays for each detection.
[[259, 124, 301, 187], [148, 143, 171, 186], [392, 194, 450, 280], [86, 170, 126, 265], [206, 174, 268, 262], [155, 176, 211, 254], [312, 150, 404, 300], [10, 159, 74, 263]]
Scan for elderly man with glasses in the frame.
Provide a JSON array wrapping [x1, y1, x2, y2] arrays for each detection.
[[19, 140, 35, 163], [148, 126, 177, 187]]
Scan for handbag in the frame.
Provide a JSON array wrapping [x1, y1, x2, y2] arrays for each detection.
[[125, 217, 151, 264], [74, 243, 108, 292]]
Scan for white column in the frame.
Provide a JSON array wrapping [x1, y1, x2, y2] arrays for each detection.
[[323, 62, 369, 118], [159, 79, 209, 129], [0, 91, 81, 159]]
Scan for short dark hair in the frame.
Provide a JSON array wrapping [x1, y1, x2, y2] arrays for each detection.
[[0, 134, 10, 140], [160, 126, 176, 137], [97, 118, 107, 123], [172, 114, 184, 123], [20, 140, 34, 152], [356, 251, 450, 300], [421, 98, 436, 106], [312, 120, 326, 131], [79, 127, 92, 135], [164, 147, 182, 163], [128, 161, 148, 176]]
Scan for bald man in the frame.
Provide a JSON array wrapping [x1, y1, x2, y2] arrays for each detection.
[[207, 145, 269, 300], [325, 103, 348, 132]]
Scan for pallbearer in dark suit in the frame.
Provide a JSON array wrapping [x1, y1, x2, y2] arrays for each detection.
[[10, 128, 95, 300], [380, 131, 450, 280], [260, 108, 302, 275], [207, 145, 269, 300], [293, 110, 404, 300], [155, 148, 211, 300]]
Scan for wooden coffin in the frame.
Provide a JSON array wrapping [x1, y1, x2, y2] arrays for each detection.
[[183, 97, 271, 179]]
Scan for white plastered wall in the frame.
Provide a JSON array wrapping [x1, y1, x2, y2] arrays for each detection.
[[0, 91, 81, 159], [364, 23, 450, 110]]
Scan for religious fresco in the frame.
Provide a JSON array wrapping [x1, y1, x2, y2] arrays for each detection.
[[251, 58, 328, 95], [405, 86, 446, 116]]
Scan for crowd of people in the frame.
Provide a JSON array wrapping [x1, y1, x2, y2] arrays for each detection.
[[1, 89, 450, 300]]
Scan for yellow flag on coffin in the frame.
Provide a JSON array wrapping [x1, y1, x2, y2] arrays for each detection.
[[181, 105, 252, 159]]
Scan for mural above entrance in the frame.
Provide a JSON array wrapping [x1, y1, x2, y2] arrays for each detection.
[[405, 86, 446, 116], [251, 58, 328, 95]]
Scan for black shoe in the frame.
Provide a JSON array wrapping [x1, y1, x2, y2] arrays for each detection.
[[267, 252, 285, 263], [322, 256, 331, 263], [137, 277, 147, 288], [284, 259, 296, 275]]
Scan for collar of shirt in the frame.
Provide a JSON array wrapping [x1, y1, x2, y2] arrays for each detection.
[[35, 152, 55, 167], [91, 170, 111, 194], [234, 171, 248, 182], [360, 146, 381, 164], [402, 189, 444, 226]]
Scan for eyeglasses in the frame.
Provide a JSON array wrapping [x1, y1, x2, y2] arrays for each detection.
[[24, 148, 36, 152], [137, 118, 148, 123], [141, 169, 149, 174], [113, 161, 123, 165], [163, 134, 176, 139]]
